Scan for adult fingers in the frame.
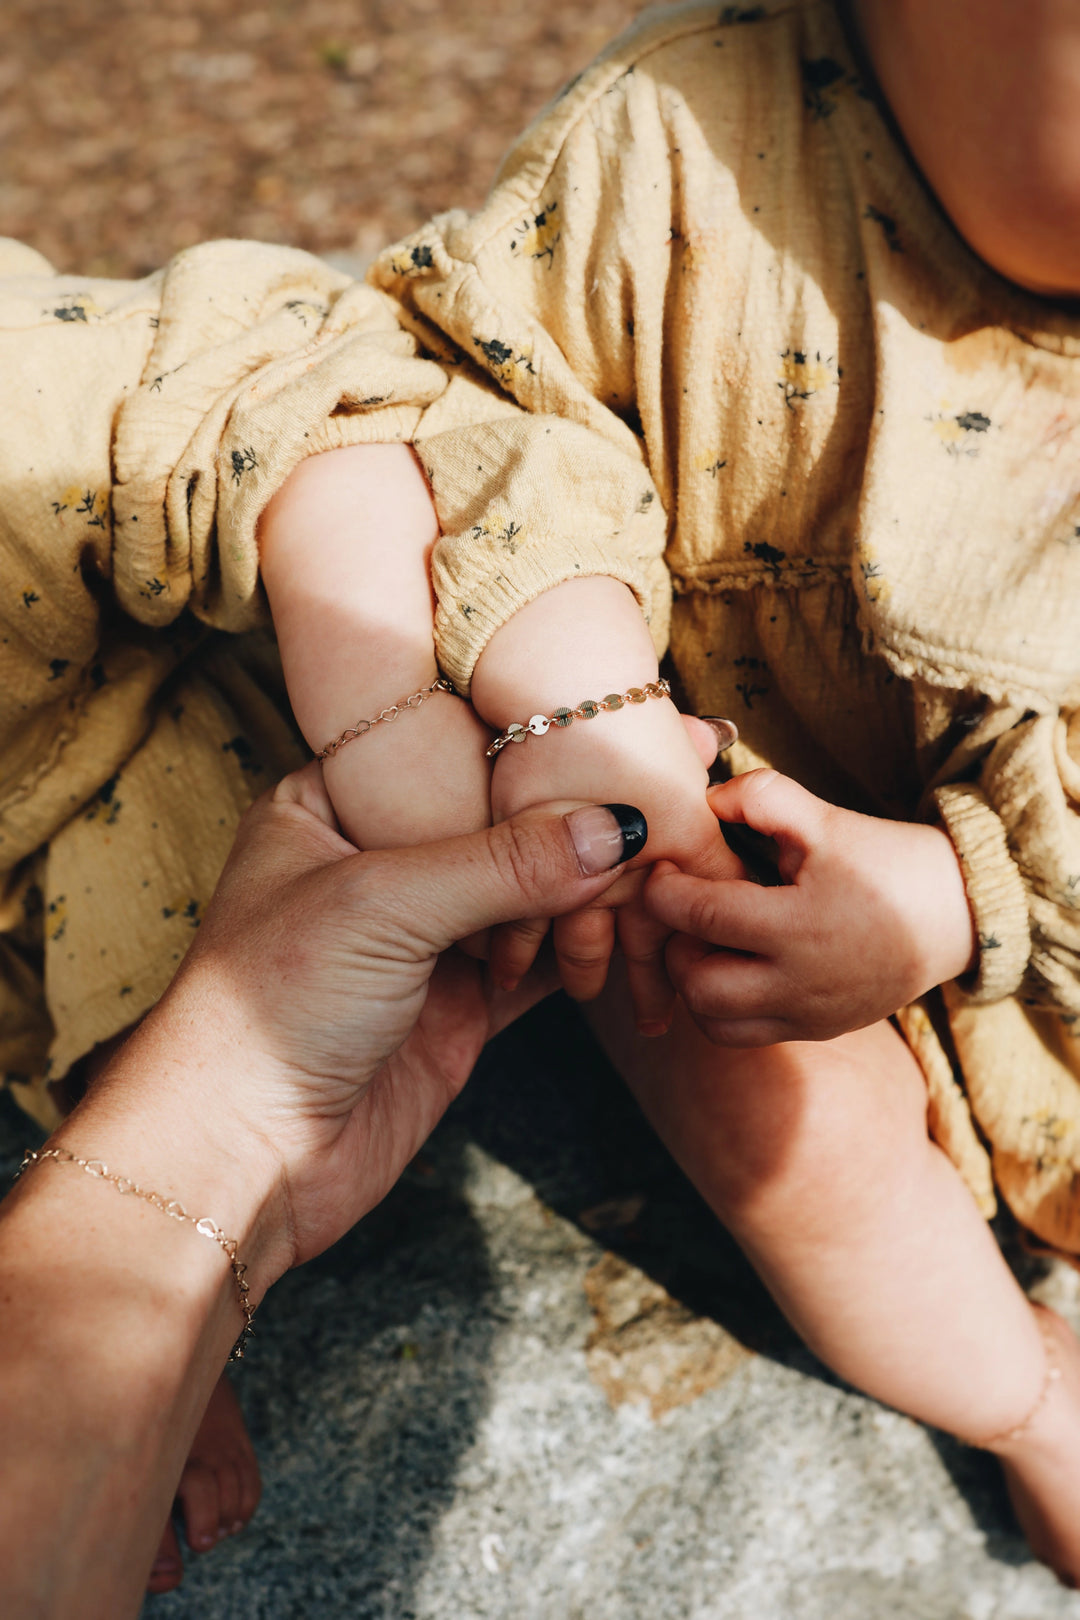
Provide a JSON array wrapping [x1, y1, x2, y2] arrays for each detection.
[[618, 901, 677, 1036], [489, 916, 551, 992], [645, 864, 791, 953], [706, 769, 828, 873], [356, 802, 646, 957], [553, 906, 616, 1002], [680, 714, 721, 769]]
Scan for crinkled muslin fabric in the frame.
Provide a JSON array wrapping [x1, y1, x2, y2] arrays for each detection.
[[1, 0, 1079, 1254]]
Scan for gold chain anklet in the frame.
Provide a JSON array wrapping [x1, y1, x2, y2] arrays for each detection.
[[317, 676, 456, 761], [486, 678, 673, 759], [17, 1146, 256, 1362], [977, 1304, 1063, 1449]]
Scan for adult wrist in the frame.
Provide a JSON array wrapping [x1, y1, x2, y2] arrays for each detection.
[[70, 975, 295, 1307]]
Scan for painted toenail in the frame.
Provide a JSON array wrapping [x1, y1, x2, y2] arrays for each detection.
[[152, 1559, 179, 1574], [230, 1521, 244, 1534], [196, 1532, 214, 1548]]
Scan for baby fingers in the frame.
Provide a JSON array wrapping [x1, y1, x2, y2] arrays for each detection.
[[664, 931, 788, 1046], [489, 916, 551, 992], [617, 901, 677, 1036], [552, 907, 616, 1002], [645, 863, 789, 953]]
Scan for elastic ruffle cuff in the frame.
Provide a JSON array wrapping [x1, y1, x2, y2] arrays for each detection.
[[934, 783, 1031, 1004]]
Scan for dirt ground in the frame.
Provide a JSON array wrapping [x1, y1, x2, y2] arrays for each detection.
[[0, 0, 640, 279]]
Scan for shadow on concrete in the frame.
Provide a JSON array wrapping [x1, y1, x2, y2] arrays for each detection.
[[151, 1142, 498, 1620], [453, 994, 1038, 1576], [0, 1087, 501, 1620], [450, 992, 801, 1360]]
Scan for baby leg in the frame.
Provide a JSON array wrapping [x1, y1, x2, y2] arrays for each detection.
[[588, 974, 1080, 1583], [259, 443, 492, 849]]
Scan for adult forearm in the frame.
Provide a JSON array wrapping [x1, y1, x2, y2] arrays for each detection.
[[0, 998, 284, 1618]]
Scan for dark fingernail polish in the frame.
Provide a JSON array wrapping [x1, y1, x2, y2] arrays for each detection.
[[700, 716, 739, 751], [564, 804, 647, 874], [605, 804, 648, 861]]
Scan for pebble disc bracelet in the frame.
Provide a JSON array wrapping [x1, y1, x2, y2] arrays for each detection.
[[486, 678, 673, 758]]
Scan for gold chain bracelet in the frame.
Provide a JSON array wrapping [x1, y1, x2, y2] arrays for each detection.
[[317, 676, 456, 761], [486, 678, 673, 759], [17, 1146, 256, 1362]]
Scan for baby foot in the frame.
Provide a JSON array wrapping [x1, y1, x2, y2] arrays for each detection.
[[147, 1372, 262, 1594], [993, 1305, 1080, 1589]]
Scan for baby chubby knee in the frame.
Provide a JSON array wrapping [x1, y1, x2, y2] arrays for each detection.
[[683, 1023, 931, 1240]]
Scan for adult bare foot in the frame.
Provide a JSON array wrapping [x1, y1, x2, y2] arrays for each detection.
[[147, 1373, 262, 1594], [993, 1304, 1080, 1589]]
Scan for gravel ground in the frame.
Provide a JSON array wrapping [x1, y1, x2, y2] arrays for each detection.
[[0, 0, 638, 277], [4, 998, 1080, 1620]]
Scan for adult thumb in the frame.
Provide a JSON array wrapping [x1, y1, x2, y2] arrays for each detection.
[[357, 802, 647, 955]]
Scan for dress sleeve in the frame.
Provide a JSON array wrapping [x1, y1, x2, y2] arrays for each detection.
[[368, 38, 683, 692], [0, 237, 450, 859], [935, 706, 1080, 1013]]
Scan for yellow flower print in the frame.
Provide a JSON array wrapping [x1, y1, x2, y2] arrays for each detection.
[[777, 348, 841, 410], [856, 538, 891, 604], [1020, 1109, 1074, 1174], [161, 896, 205, 929], [50, 487, 110, 529], [472, 335, 537, 386], [928, 403, 992, 458], [46, 292, 103, 324], [510, 202, 560, 270]]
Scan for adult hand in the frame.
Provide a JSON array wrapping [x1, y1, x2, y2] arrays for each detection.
[[486, 709, 741, 1028], [0, 773, 641, 1619], [88, 765, 643, 1293], [644, 769, 977, 1046]]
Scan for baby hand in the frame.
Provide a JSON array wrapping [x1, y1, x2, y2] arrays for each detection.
[[488, 701, 742, 1027], [645, 770, 978, 1047]]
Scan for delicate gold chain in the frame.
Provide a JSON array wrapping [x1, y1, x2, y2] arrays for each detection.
[[17, 1147, 256, 1362], [976, 1304, 1063, 1449], [316, 676, 456, 761], [486, 678, 673, 759]]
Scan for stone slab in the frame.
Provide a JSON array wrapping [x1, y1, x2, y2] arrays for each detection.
[[2, 996, 1078, 1619]]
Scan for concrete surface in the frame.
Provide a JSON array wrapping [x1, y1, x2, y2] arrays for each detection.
[[3, 995, 1079, 1620]]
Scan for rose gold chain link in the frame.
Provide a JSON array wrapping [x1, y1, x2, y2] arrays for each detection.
[[317, 677, 456, 760], [17, 1146, 256, 1361]]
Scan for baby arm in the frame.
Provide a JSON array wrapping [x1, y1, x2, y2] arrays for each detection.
[[644, 769, 978, 1046], [258, 445, 492, 850], [471, 577, 743, 1025]]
